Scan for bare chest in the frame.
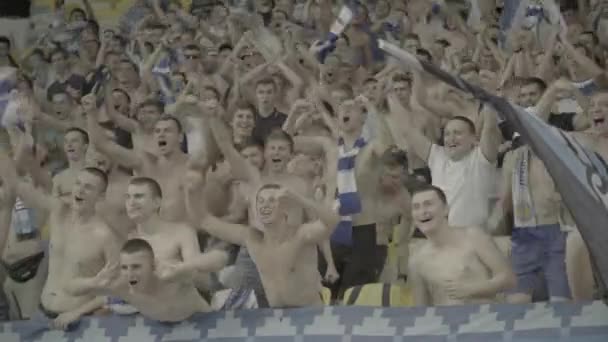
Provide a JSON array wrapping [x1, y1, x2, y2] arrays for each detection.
[[143, 234, 183, 263]]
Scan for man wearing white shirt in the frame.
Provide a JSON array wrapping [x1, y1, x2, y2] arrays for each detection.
[[387, 95, 500, 228]]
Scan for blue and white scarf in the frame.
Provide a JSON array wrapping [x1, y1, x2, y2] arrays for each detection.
[[332, 136, 367, 245]]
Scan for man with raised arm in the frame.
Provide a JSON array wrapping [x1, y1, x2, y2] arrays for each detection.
[[329, 95, 394, 293], [86, 238, 216, 322], [84, 144, 133, 239], [0, 151, 122, 330], [83, 94, 194, 222], [387, 88, 501, 228], [186, 177, 340, 308], [408, 185, 516, 306]]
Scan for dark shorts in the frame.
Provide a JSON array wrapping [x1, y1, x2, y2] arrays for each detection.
[[509, 225, 571, 299], [327, 224, 386, 297]]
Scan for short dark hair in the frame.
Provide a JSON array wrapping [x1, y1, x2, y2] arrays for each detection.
[[156, 115, 183, 133], [146, 22, 168, 31], [112, 88, 131, 103], [362, 77, 378, 86], [218, 43, 233, 52], [256, 77, 276, 90], [264, 128, 294, 152], [83, 167, 108, 192], [380, 146, 408, 170], [119, 58, 139, 74], [183, 44, 201, 53], [392, 73, 412, 85], [446, 116, 476, 134], [50, 48, 69, 60], [520, 77, 547, 93], [403, 33, 420, 42], [459, 62, 479, 75], [0, 36, 11, 49], [86, 20, 100, 35], [70, 8, 86, 19], [416, 48, 433, 62], [130, 177, 163, 198], [256, 183, 282, 196], [121, 238, 154, 256], [234, 101, 256, 116], [411, 184, 447, 205], [138, 99, 164, 113], [65, 127, 90, 145], [201, 86, 220, 100], [435, 38, 450, 47]]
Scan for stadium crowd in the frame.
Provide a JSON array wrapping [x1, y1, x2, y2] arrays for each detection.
[[0, 0, 605, 329]]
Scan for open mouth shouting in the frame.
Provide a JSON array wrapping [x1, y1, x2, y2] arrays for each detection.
[[74, 195, 84, 204], [158, 139, 167, 148], [594, 118, 605, 126]]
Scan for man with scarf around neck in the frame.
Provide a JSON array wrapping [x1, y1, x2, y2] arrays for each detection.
[[329, 94, 393, 296]]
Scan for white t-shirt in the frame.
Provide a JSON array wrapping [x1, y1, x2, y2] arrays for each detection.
[[428, 145, 497, 228]]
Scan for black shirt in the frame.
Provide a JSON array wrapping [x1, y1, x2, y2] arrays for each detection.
[[252, 109, 288, 142]]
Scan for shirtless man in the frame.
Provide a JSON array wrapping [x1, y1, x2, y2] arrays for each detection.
[[125, 177, 227, 288], [52, 128, 89, 204], [501, 141, 572, 303], [375, 148, 413, 283], [85, 145, 133, 238], [86, 239, 214, 322], [83, 94, 194, 222], [208, 110, 310, 226], [186, 178, 340, 308], [563, 91, 608, 300], [0, 152, 122, 330], [104, 97, 163, 156], [328, 96, 393, 292], [409, 185, 516, 306]]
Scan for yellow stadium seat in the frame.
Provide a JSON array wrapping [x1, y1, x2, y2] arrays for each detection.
[[342, 283, 414, 307], [320, 287, 332, 305]]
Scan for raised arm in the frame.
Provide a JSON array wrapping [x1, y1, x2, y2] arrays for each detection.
[[208, 115, 260, 184], [387, 93, 432, 163], [286, 188, 340, 245], [479, 105, 500, 163], [0, 148, 52, 213], [412, 71, 455, 119], [83, 95, 142, 171], [184, 169, 250, 246], [104, 86, 139, 133], [156, 225, 229, 282]]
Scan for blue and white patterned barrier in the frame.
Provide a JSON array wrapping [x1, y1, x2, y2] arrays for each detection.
[[1, 301, 607, 341]]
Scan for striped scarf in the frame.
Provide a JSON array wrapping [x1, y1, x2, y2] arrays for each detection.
[[332, 136, 367, 245]]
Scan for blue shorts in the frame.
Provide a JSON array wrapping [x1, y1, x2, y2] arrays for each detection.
[[509, 224, 571, 299]]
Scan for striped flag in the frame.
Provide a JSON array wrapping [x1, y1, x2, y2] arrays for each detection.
[[378, 40, 608, 298]]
